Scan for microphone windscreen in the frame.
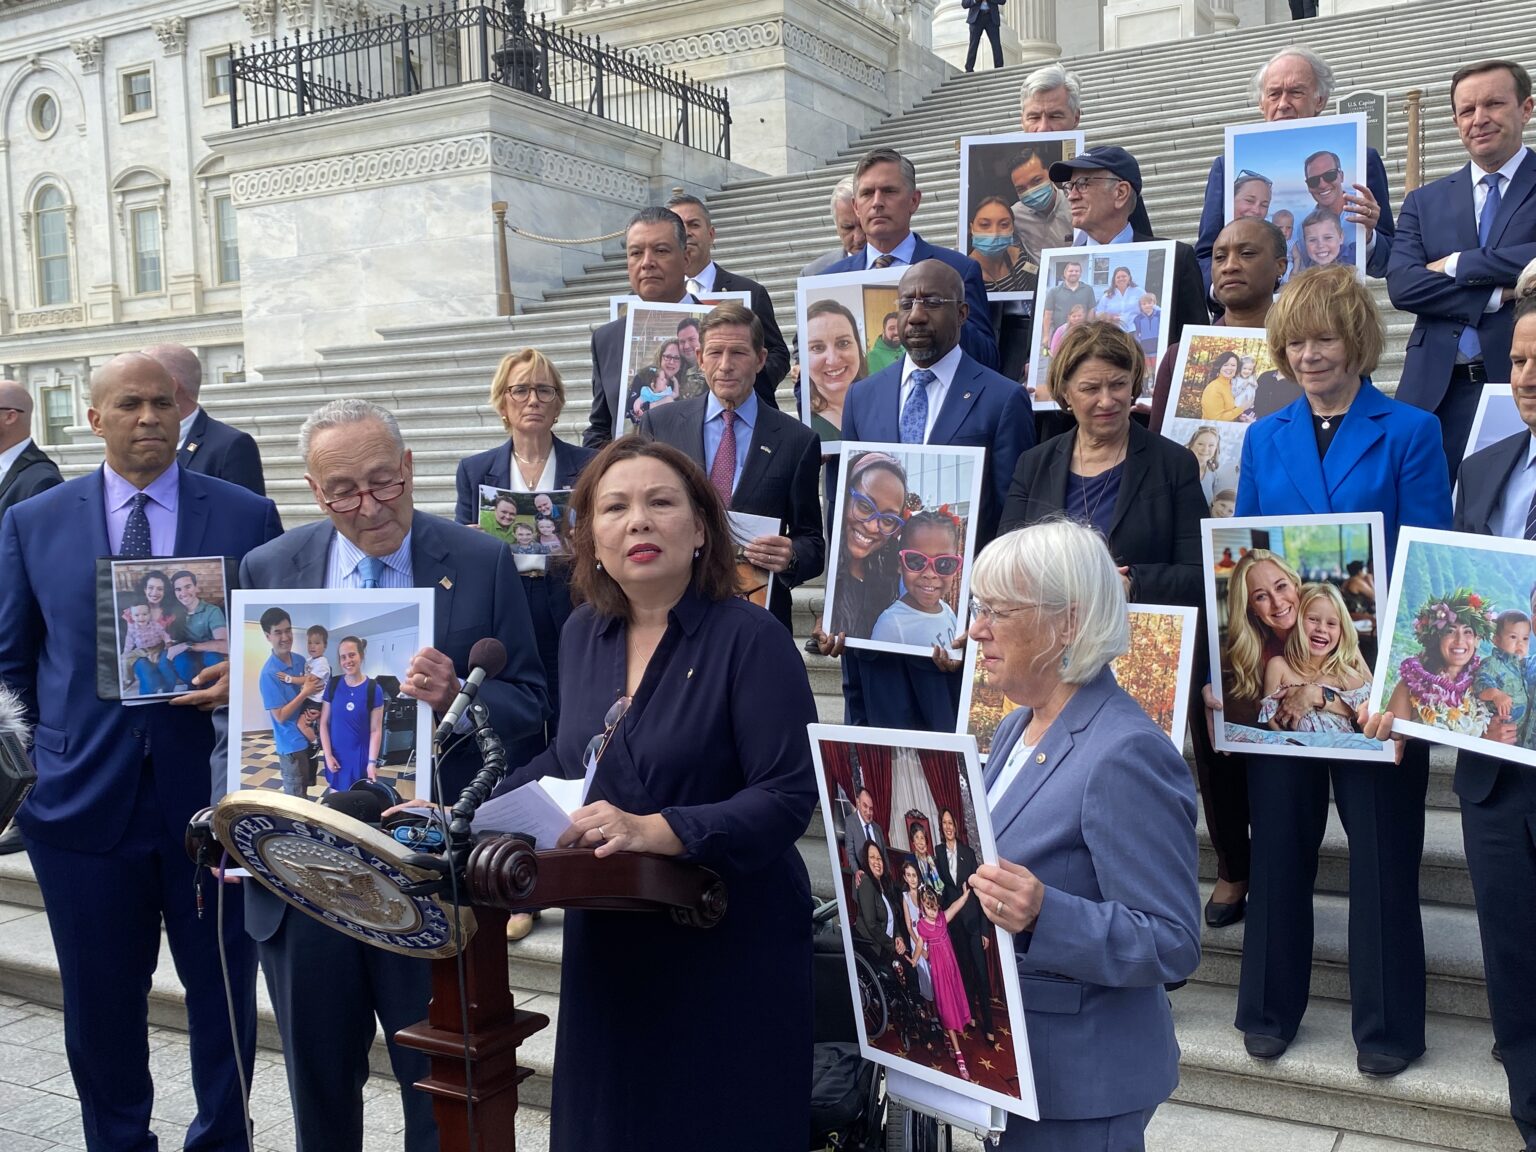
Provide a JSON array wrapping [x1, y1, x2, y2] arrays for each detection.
[[468, 637, 508, 681], [320, 789, 385, 827], [0, 682, 35, 835]]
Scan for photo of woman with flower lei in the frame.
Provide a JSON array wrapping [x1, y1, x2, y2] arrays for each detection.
[[1372, 528, 1536, 767]]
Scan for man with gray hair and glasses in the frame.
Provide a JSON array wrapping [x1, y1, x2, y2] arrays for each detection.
[[230, 397, 549, 1152], [1195, 46, 1394, 293]]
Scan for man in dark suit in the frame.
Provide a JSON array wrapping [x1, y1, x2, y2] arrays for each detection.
[[639, 302, 823, 632], [961, 0, 1004, 73], [665, 193, 790, 407], [0, 381, 61, 524], [1048, 146, 1210, 347], [585, 207, 696, 448], [1447, 288, 1536, 1150], [0, 352, 283, 1152], [842, 787, 887, 875], [1195, 47, 1394, 291], [818, 260, 1033, 731], [823, 148, 999, 369], [1388, 59, 1536, 474], [235, 398, 549, 1152], [145, 343, 266, 496]]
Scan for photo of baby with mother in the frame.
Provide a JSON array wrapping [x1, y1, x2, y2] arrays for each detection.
[[1374, 528, 1536, 770], [823, 444, 986, 659], [809, 726, 1034, 1119], [102, 556, 232, 702], [1205, 515, 1393, 759]]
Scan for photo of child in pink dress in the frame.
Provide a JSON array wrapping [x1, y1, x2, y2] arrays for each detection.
[[912, 884, 978, 1082]]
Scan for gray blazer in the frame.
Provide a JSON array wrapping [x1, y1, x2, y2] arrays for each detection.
[[986, 665, 1200, 1120]]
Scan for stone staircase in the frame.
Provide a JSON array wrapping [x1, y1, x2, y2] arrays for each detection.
[[20, 0, 1536, 1146]]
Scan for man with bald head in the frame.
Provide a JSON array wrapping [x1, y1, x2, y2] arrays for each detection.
[[0, 380, 61, 522], [0, 352, 282, 1151], [144, 342, 266, 496]]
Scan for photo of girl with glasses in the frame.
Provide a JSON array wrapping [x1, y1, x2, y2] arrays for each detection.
[[872, 509, 965, 648], [827, 451, 909, 638]]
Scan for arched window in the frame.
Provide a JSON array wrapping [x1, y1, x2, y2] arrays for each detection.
[[33, 186, 72, 305]]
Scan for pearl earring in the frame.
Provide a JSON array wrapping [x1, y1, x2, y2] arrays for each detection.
[[694, 548, 701, 559], [595, 560, 603, 571]]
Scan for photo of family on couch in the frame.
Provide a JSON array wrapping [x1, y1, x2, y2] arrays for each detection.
[[100, 556, 232, 703]]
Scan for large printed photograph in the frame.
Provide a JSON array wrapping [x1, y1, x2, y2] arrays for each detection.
[[1372, 528, 1536, 768], [823, 443, 985, 658], [795, 267, 906, 452], [97, 556, 233, 703], [616, 301, 718, 434], [809, 724, 1036, 1119], [1203, 515, 1393, 759]]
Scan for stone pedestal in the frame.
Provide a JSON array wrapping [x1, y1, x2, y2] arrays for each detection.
[[207, 85, 752, 374], [549, 0, 952, 175], [1102, 0, 1222, 49]]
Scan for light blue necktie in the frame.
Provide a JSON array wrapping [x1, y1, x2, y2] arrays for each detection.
[[357, 555, 384, 589], [1457, 172, 1503, 361], [901, 368, 935, 445]]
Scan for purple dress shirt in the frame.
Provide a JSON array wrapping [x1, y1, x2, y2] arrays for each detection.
[[103, 463, 180, 555]]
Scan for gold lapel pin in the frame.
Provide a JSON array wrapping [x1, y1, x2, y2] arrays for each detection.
[[759, 445, 772, 454], [963, 392, 973, 400], [186, 442, 198, 454], [439, 576, 453, 590], [1035, 752, 1046, 764], [686, 668, 695, 679]]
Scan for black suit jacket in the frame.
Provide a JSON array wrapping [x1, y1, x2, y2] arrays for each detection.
[[586, 313, 634, 448], [712, 265, 791, 407], [935, 839, 983, 931], [0, 441, 62, 520], [179, 408, 266, 496], [639, 395, 825, 630], [999, 421, 1205, 607], [1452, 428, 1533, 803], [1133, 231, 1211, 348]]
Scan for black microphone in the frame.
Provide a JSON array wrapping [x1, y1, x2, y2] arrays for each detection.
[[0, 682, 37, 837], [318, 779, 405, 827], [433, 638, 508, 744]]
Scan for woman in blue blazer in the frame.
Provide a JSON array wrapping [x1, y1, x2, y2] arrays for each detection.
[[454, 348, 596, 742], [1229, 265, 1451, 1076], [966, 520, 1200, 1151]]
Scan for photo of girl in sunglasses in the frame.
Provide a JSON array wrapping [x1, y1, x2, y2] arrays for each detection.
[[825, 446, 984, 659]]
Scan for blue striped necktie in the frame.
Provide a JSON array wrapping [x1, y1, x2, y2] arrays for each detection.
[[357, 555, 384, 589]]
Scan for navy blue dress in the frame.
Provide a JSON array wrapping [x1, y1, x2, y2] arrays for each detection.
[[496, 588, 818, 1151]]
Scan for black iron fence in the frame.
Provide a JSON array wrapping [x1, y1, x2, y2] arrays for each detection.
[[229, 1, 731, 158]]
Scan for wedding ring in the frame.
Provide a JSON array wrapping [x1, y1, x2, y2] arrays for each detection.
[[598, 825, 607, 839], [995, 898, 1005, 916]]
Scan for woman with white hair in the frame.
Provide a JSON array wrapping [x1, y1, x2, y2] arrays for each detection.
[[965, 519, 1200, 1151]]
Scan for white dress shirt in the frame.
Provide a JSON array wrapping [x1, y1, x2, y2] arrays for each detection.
[[0, 436, 33, 480], [987, 738, 1036, 810], [1493, 434, 1536, 540], [1443, 146, 1529, 315], [898, 344, 962, 442], [686, 261, 719, 297]]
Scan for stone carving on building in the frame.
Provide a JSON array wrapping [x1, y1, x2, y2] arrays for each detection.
[[241, 0, 278, 36], [636, 19, 886, 93], [154, 17, 188, 56], [70, 36, 103, 74], [278, 0, 314, 29], [17, 306, 85, 329], [230, 134, 648, 208]]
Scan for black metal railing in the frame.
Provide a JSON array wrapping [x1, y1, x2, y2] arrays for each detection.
[[228, 0, 731, 158]]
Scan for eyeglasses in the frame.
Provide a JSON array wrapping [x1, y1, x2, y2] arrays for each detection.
[[1056, 176, 1122, 196], [507, 385, 558, 403], [0, 407, 23, 414], [896, 295, 961, 312], [849, 488, 905, 537], [583, 695, 632, 777], [968, 598, 1037, 623], [1235, 169, 1273, 187], [899, 550, 963, 577], [321, 476, 408, 514], [1304, 167, 1342, 189]]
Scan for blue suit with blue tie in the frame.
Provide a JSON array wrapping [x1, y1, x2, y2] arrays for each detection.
[[1234, 381, 1450, 1061], [838, 351, 1032, 731], [986, 668, 1200, 1148], [0, 467, 282, 1152]]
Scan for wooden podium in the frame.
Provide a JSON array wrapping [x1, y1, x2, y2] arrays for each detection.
[[394, 835, 728, 1152]]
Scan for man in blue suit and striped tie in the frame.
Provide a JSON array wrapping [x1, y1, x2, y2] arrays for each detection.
[[0, 352, 283, 1152]]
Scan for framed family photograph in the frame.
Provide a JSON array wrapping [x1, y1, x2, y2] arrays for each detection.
[[1025, 241, 1175, 407], [823, 443, 985, 657], [958, 605, 1197, 759], [956, 130, 1083, 302], [1157, 325, 1292, 517], [1372, 528, 1536, 768], [96, 556, 235, 703], [1203, 514, 1393, 759], [615, 300, 716, 435], [608, 289, 749, 322], [477, 485, 571, 558], [1224, 113, 1369, 280], [808, 723, 1036, 1120], [795, 267, 906, 452], [226, 588, 436, 806]]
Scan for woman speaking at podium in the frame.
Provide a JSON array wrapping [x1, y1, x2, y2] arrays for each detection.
[[491, 437, 819, 1150]]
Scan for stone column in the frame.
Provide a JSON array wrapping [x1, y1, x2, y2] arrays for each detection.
[[1211, 0, 1238, 30], [1006, 0, 1061, 63]]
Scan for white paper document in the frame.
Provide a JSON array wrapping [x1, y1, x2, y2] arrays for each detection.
[[471, 776, 585, 849]]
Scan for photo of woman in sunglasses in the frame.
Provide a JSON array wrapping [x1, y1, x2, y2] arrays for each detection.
[[824, 445, 985, 658]]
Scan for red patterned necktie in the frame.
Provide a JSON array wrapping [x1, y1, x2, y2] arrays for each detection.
[[711, 410, 736, 509]]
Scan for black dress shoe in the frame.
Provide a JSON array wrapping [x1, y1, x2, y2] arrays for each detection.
[[0, 825, 23, 856], [1204, 894, 1247, 928], [1493, 1041, 1503, 1063], [1164, 979, 1188, 992], [1244, 1033, 1288, 1060], [1357, 1051, 1413, 1077]]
